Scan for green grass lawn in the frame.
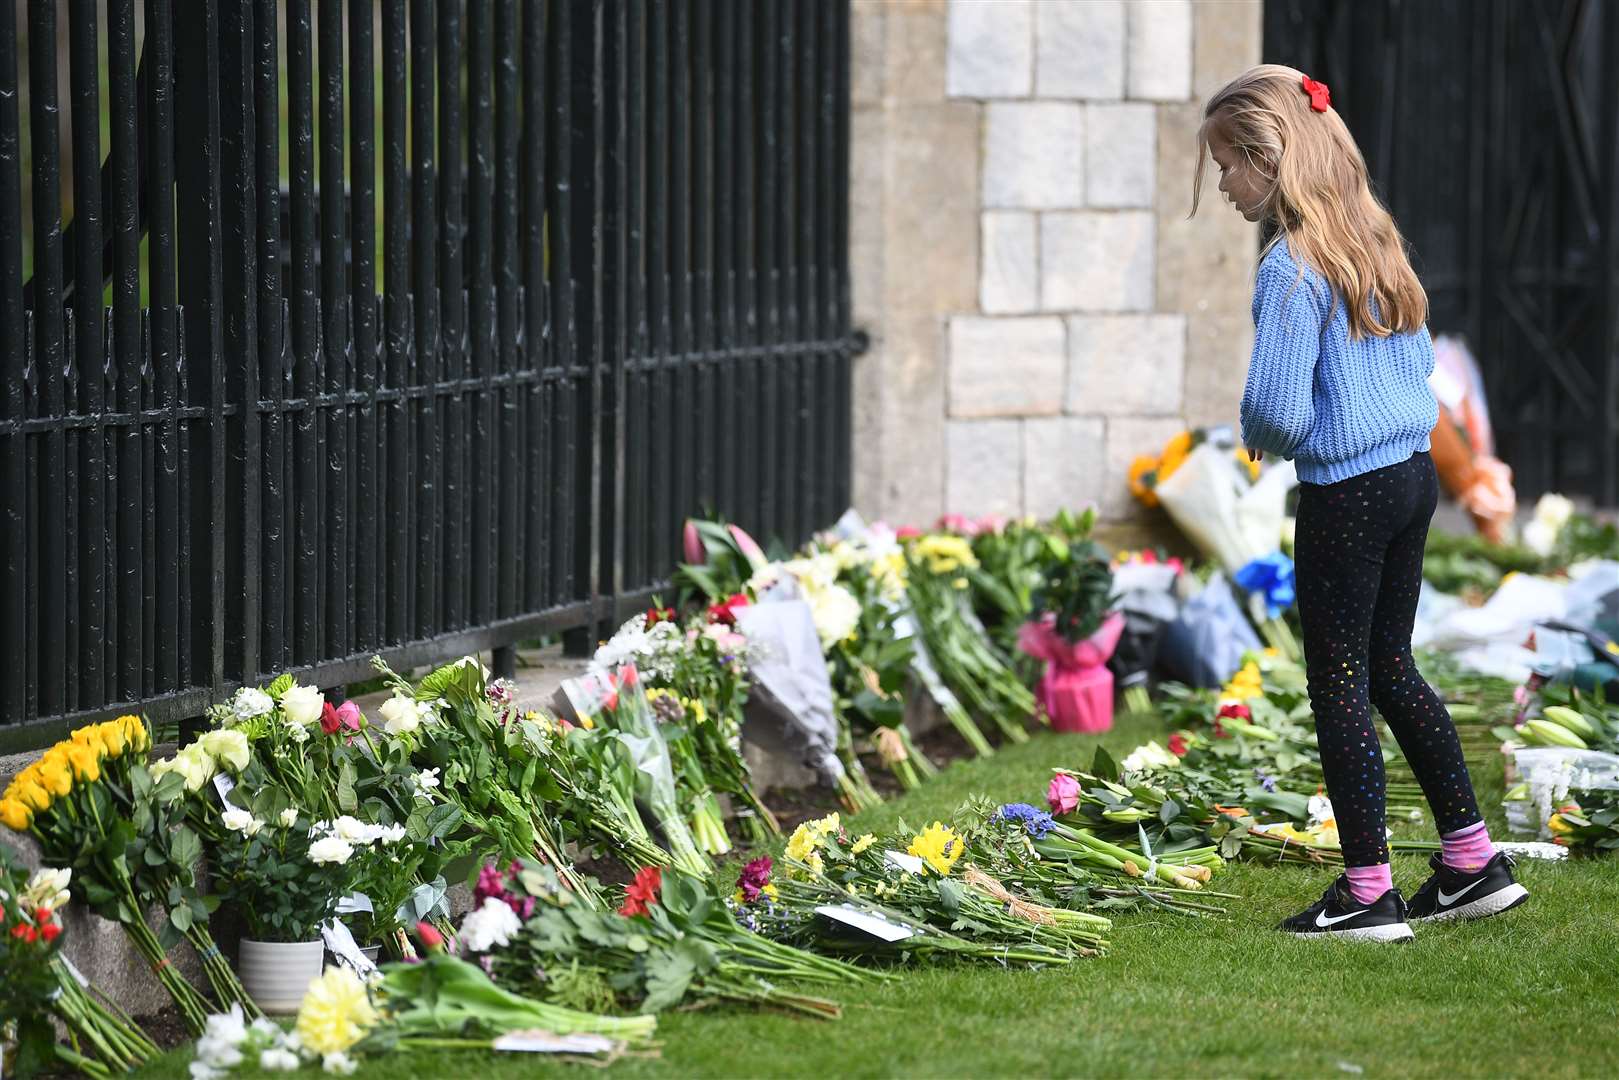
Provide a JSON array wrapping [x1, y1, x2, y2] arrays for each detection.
[[138, 713, 1619, 1079]]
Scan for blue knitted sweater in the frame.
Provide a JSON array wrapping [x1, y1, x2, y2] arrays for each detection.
[[1240, 239, 1437, 485]]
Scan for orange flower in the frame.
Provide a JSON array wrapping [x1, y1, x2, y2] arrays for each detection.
[[1157, 431, 1194, 482], [1128, 455, 1160, 507]]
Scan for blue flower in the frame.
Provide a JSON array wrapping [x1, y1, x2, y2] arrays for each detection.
[[996, 802, 1055, 839], [1234, 552, 1296, 619], [1253, 768, 1278, 793]]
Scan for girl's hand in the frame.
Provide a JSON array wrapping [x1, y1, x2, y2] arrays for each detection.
[[1247, 448, 1263, 463]]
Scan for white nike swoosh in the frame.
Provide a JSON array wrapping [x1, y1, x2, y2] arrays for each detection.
[[1314, 908, 1366, 928], [1437, 879, 1486, 906]]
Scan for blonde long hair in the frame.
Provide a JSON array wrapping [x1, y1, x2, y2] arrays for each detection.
[[1192, 64, 1427, 339]]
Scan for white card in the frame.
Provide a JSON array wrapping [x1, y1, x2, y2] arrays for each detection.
[[212, 774, 236, 804], [814, 903, 916, 943], [492, 1031, 619, 1055], [883, 850, 924, 876]]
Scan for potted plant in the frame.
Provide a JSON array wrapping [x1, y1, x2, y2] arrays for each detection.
[[213, 805, 357, 1013]]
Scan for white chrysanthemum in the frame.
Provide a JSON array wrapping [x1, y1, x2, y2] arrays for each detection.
[[458, 896, 522, 953], [231, 687, 275, 721]]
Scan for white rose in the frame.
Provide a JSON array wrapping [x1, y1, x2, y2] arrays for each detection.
[[280, 684, 324, 727], [332, 816, 371, 844], [260, 1048, 301, 1072], [308, 836, 354, 866], [279, 808, 300, 828], [199, 729, 251, 773], [160, 744, 216, 793], [322, 1051, 358, 1076], [457, 896, 521, 953], [378, 823, 407, 845], [413, 768, 441, 794], [379, 693, 421, 736], [232, 687, 275, 721], [221, 808, 262, 836]]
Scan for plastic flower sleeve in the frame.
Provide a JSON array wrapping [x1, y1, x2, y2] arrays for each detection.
[[732, 597, 846, 787], [562, 667, 710, 876], [1154, 442, 1296, 572], [1158, 573, 1263, 687]]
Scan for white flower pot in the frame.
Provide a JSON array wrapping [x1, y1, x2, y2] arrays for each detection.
[[360, 945, 381, 964], [239, 938, 325, 1013]]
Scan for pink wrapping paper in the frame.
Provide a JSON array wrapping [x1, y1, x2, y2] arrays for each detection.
[[1017, 612, 1125, 734]]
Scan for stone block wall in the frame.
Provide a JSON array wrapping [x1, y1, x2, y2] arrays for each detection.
[[850, 0, 1261, 529]]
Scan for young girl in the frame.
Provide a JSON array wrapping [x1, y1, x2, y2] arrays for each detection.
[[1195, 65, 1527, 941]]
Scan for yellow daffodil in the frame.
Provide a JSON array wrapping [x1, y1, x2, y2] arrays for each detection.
[[850, 833, 876, 855], [907, 821, 964, 877], [295, 966, 379, 1055], [685, 699, 708, 726]]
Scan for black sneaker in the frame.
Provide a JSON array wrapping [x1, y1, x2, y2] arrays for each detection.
[[1278, 876, 1414, 942], [1407, 852, 1529, 923]]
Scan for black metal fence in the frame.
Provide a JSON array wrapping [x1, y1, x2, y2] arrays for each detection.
[[1265, 0, 1619, 506], [0, 0, 854, 750]]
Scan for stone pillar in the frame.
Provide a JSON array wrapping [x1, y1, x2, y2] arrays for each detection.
[[848, 0, 1261, 529]]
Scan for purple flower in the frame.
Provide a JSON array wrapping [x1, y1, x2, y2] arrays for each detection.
[[996, 802, 1055, 839], [736, 855, 774, 903], [1253, 768, 1278, 793]]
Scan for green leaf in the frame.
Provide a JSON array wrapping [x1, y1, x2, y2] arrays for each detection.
[[338, 760, 359, 813], [170, 904, 193, 933], [1091, 747, 1119, 783], [1159, 799, 1180, 824]]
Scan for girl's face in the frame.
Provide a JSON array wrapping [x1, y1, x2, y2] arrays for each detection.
[[1206, 118, 1268, 222]]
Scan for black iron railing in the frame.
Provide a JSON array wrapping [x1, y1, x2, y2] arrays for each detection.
[[0, 0, 854, 750]]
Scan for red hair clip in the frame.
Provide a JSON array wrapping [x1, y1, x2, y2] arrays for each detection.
[[1301, 75, 1331, 112]]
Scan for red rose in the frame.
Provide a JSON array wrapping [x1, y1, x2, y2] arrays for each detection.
[[708, 592, 751, 627], [1217, 702, 1251, 721], [320, 702, 343, 735], [1168, 732, 1189, 756], [40, 921, 60, 942]]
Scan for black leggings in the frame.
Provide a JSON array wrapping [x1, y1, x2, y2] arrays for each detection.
[[1294, 451, 1482, 866]]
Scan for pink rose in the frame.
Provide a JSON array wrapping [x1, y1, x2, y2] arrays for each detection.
[[1047, 774, 1080, 815]]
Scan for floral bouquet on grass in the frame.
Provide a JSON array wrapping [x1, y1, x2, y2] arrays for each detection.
[[1, 715, 255, 1032], [185, 953, 654, 1078], [366, 656, 605, 906], [903, 533, 1034, 752], [454, 859, 864, 1019], [807, 519, 941, 793], [0, 853, 159, 1079], [562, 666, 710, 877], [760, 813, 1109, 965]]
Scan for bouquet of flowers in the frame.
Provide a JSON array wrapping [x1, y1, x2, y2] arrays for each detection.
[[0, 853, 159, 1078], [761, 813, 1110, 965], [904, 532, 1036, 749], [185, 954, 654, 1078], [1, 716, 254, 1032], [563, 666, 710, 877], [456, 859, 864, 1018]]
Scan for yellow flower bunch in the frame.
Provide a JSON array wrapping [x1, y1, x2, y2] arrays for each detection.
[[1221, 661, 1264, 702], [296, 966, 379, 1055], [870, 550, 909, 600], [785, 813, 844, 877], [1, 715, 148, 832], [906, 821, 964, 877], [914, 535, 979, 577]]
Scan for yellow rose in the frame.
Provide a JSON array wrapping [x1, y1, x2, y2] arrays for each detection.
[[14, 780, 50, 813], [117, 715, 149, 753], [98, 721, 127, 757], [66, 744, 101, 784], [36, 760, 73, 798], [0, 798, 32, 831]]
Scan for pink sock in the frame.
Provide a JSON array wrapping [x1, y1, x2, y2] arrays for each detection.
[[1441, 820, 1495, 872], [1345, 863, 1393, 905]]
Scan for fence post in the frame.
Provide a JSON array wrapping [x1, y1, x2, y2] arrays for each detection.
[[174, 0, 225, 733]]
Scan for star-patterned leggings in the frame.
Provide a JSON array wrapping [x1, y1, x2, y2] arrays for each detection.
[[1294, 451, 1483, 866]]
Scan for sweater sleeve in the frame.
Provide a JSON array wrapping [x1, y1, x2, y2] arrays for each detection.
[[1240, 254, 1324, 459]]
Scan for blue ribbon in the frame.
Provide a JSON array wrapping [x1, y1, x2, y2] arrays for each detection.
[[1234, 552, 1296, 619]]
